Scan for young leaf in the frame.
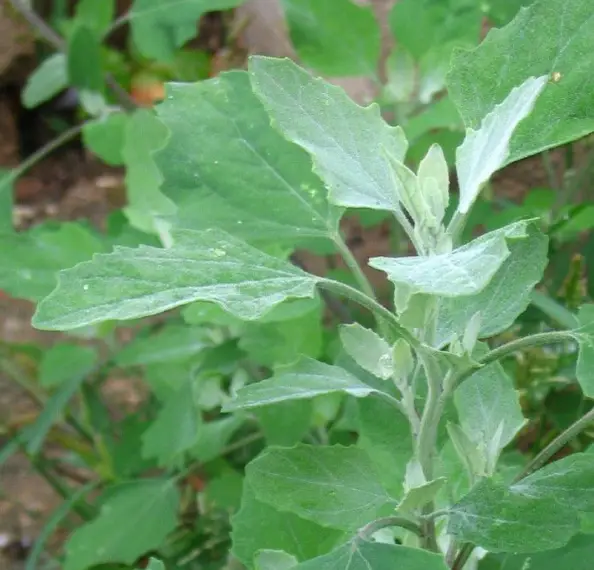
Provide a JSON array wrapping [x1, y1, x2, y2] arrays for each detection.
[[82, 112, 129, 166], [141, 380, 200, 467], [32, 228, 320, 331], [370, 221, 531, 298], [246, 445, 395, 530], [448, 0, 594, 164], [224, 357, 381, 412], [155, 71, 341, 247], [339, 324, 393, 380], [281, 0, 381, 77], [454, 360, 526, 467], [417, 143, 449, 225], [129, 0, 246, 61], [455, 76, 547, 214], [398, 477, 446, 514], [64, 479, 179, 570], [512, 453, 594, 511], [22, 53, 68, 109], [435, 221, 548, 346], [115, 324, 210, 366], [122, 109, 176, 235], [231, 484, 343, 569], [248, 56, 408, 213], [448, 478, 578, 553], [290, 541, 448, 570]]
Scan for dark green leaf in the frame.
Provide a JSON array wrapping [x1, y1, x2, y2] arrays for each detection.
[[249, 56, 407, 214], [189, 415, 245, 463], [156, 71, 340, 247], [281, 0, 380, 76], [231, 484, 342, 569], [246, 444, 395, 530], [255, 400, 313, 447], [22, 53, 68, 109], [447, 0, 594, 164], [33, 228, 320, 330], [64, 479, 179, 570], [0, 169, 12, 232], [75, 0, 115, 35], [67, 24, 104, 93], [448, 478, 578, 552], [575, 305, 594, 397]]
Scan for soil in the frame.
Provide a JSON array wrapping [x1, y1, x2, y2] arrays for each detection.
[[0, 0, 591, 568]]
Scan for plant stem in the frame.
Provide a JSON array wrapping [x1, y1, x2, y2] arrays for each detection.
[[452, 543, 474, 570], [318, 279, 419, 347], [394, 211, 425, 254], [335, 236, 378, 301], [357, 515, 424, 540], [514, 406, 594, 481], [8, 0, 137, 111]]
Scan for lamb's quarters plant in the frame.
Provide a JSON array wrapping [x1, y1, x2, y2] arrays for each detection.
[[28, 40, 594, 569]]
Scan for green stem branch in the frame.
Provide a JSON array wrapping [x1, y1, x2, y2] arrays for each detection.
[[357, 515, 423, 541], [335, 237, 378, 301]]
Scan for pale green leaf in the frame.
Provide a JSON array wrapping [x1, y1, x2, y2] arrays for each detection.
[[130, 0, 247, 61], [291, 541, 448, 570], [64, 479, 179, 570], [512, 453, 594, 511], [383, 49, 415, 104], [32, 228, 320, 330], [454, 360, 526, 455], [224, 357, 381, 412], [141, 379, 200, 467], [22, 53, 68, 109], [115, 324, 210, 366], [0, 222, 106, 302], [417, 143, 449, 225], [248, 56, 408, 213], [370, 221, 531, 297], [123, 109, 176, 235], [575, 305, 594, 397], [339, 324, 393, 380], [82, 112, 128, 166], [435, 222, 548, 346], [448, 0, 594, 164], [256, 550, 299, 570], [246, 445, 395, 530], [281, 0, 380, 76], [231, 484, 342, 569], [39, 343, 97, 387], [145, 558, 165, 570], [398, 478, 446, 514], [455, 76, 547, 214], [156, 71, 341, 246], [448, 478, 578, 553]]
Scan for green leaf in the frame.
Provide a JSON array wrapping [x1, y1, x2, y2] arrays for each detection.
[[67, 24, 104, 93], [255, 400, 313, 447], [231, 483, 342, 569], [455, 76, 547, 214], [145, 558, 165, 570], [64, 479, 179, 570], [123, 109, 176, 235], [389, 0, 482, 60], [248, 56, 408, 213], [447, 0, 594, 164], [22, 53, 68, 109], [398, 478, 446, 514], [255, 550, 298, 570], [575, 305, 594, 397], [0, 222, 106, 302], [156, 71, 340, 247], [82, 112, 129, 166], [435, 222, 548, 346], [0, 170, 12, 232], [224, 357, 383, 412], [141, 378, 200, 467], [280, 0, 380, 76], [75, 0, 115, 35], [130, 0, 247, 61], [370, 221, 531, 298], [512, 453, 594, 511], [291, 541, 448, 570], [115, 324, 209, 366], [32, 228, 320, 331], [448, 478, 578, 553], [39, 343, 97, 387], [357, 396, 413, 497], [246, 444, 394, 530], [189, 414, 245, 462], [454, 361, 526, 472], [339, 324, 393, 380]]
